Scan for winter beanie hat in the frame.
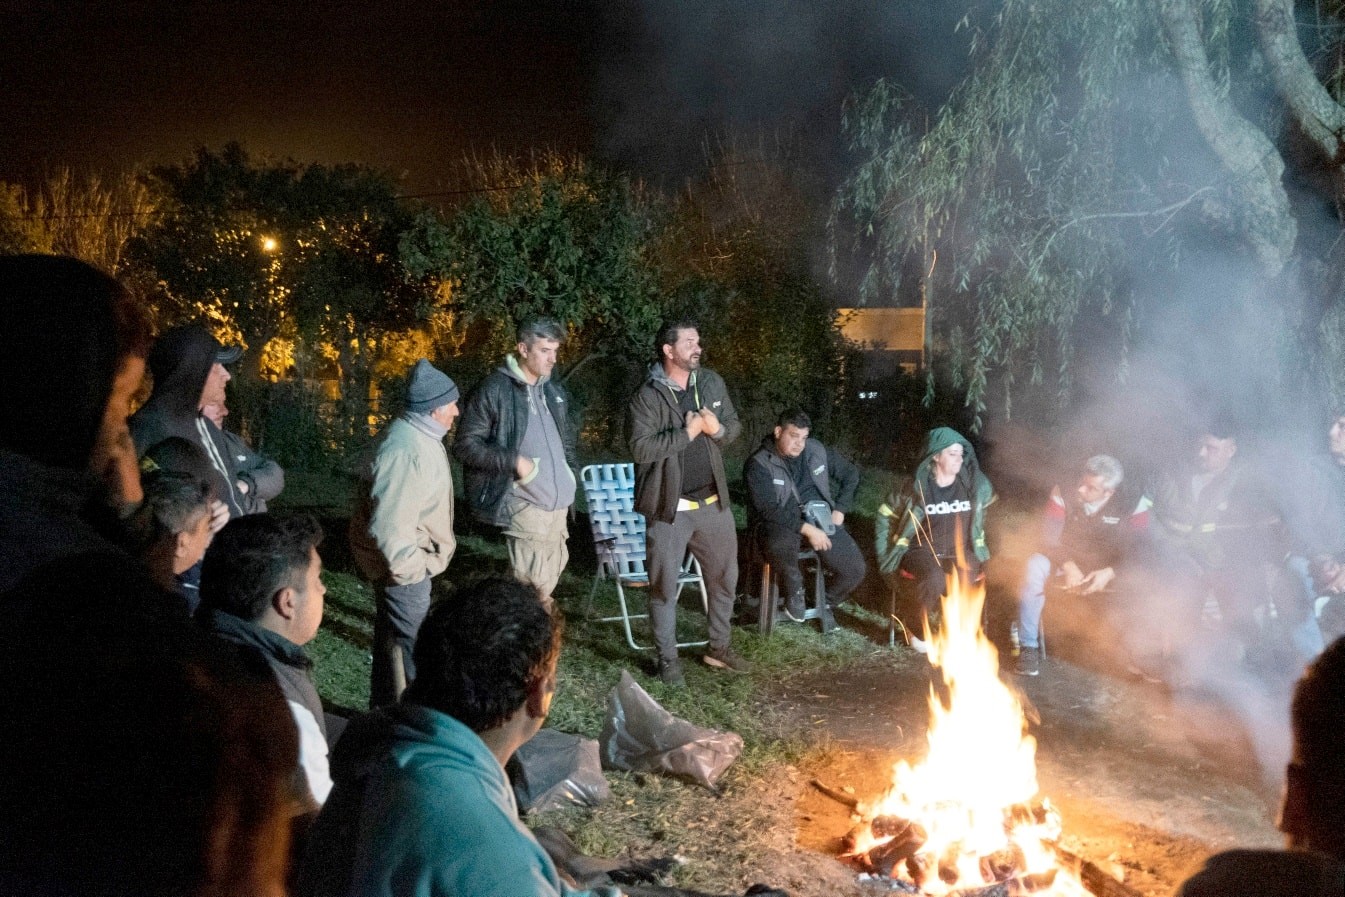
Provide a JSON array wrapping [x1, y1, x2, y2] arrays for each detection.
[[405, 359, 459, 413]]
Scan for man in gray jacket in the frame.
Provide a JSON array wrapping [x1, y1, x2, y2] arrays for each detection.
[[629, 318, 747, 686], [350, 359, 459, 707], [456, 318, 577, 608]]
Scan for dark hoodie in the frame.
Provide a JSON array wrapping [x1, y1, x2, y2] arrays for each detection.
[[875, 427, 995, 575], [0, 255, 132, 593], [129, 324, 245, 516]]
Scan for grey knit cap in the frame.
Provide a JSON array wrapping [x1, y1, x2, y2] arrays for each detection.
[[405, 359, 459, 412]]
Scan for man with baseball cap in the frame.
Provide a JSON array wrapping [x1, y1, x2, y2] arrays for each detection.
[[350, 359, 461, 707], [129, 323, 249, 519]]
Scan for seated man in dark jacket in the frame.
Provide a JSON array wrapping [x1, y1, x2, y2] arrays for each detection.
[[745, 408, 865, 633], [1013, 454, 1150, 677]]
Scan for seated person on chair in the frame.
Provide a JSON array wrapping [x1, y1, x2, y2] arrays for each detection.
[[1147, 415, 1285, 669], [745, 408, 866, 634], [1014, 454, 1149, 677], [876, 427, 994, 652]]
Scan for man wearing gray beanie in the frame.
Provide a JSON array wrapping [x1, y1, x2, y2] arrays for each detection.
[[350, 359, 460, 707]]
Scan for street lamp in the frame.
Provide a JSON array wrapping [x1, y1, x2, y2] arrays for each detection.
[[260, 235, 279, 253]]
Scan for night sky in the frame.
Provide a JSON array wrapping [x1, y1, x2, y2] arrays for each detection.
[[1, 0, 976, 194]]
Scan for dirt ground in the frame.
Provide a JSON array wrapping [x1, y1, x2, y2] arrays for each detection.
[[744, 643, 1286, 897]]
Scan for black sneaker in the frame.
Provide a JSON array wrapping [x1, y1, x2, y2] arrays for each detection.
[[783, 589, 807, 623], [703, 645, 752, 674], [658, 656, 686, 687], [1014, 646, 1041, 677]]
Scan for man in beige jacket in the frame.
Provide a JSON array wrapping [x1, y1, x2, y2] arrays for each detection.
[[350, 359, 459, 707]]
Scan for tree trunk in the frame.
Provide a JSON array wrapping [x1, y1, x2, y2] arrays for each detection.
[[1251, 0, 1345, 168], [1158, 0, 1297, 278]]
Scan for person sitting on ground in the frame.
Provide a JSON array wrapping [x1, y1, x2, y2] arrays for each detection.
[[297, 577, 623, 897], [1013, 455, 1150, 677], [202, 399, 286, 514], [133, 466, 216, 610], [0, 553, 297, 897], [745, 408, 865, 634], [0, 254, 152, 593], [200, 512, 333, 816], [1176, 635, 1345, 896], [1279, 409, 1345, 653], [876, 427, 995, 653]]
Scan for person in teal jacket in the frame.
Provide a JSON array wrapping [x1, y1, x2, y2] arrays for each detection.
[[296, 578, 621, 897], [875, 427, 994, 650]]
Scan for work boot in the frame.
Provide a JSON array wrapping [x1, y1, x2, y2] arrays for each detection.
[[818, 604, 837, 635], [783, 588, 807, 623], [658, 656, 686, 687], [703, 644, 752, 674], [1014, 646, 1041, 677]]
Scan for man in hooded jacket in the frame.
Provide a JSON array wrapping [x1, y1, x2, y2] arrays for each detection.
[[876, 427, 994, 650], [0, 254, 152, 594], [129, 323, 250, 519]]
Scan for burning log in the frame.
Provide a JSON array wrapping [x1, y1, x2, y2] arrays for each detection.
[[1051, 844, 1144, 897]]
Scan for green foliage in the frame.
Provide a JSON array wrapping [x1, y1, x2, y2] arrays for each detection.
[[400, 152, 666, 369], [658, 140, 864, 450], [125, 144, 436, 462], [833, 1, 1207, 428]]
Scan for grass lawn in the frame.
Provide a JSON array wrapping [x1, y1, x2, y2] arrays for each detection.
[[281, 466, 907, 893]]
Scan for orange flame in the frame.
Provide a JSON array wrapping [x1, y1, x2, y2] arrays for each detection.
[[855, 571, 1088, 895]]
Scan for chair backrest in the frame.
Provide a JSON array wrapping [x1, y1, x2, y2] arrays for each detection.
[[580, 463, 648, 578]]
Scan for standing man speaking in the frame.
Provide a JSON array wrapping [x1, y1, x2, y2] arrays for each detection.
[[457, 318, 577, 609], [629, 318, 747, 686]]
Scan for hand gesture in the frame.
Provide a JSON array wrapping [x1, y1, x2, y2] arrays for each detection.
[[831, 509, 845, 527], [685, 410, 705, 440], [515, 455, 536, 480], [208, 499, 231, 536], [698, 407, 721, 437], [1080, 566, 1116, 595], [1060, 561, 1084, 590], [802, 523, 832, 552]]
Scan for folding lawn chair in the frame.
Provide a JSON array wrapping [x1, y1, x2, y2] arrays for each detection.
[[580, 463, 709, 651]]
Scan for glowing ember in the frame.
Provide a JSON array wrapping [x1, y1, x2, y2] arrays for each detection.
[[846, 571, 1089, 895]]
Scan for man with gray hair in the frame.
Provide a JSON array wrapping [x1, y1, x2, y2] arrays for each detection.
[[456, 318, 577, 608], [350, 359, 460, 707], [1014, 454, 1150, 676]]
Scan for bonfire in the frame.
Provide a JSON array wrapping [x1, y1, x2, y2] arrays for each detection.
[[842, 571, 1094, 896]]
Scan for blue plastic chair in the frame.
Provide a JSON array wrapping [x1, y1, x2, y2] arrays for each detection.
[[580, 463, 708, 651]]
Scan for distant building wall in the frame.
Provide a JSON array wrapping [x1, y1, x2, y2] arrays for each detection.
[[837, 307, 925, 378]]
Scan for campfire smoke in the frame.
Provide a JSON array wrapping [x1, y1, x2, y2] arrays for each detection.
[[843, 571, 1090, 895]]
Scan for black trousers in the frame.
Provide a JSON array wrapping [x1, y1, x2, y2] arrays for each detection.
[[759, 521, 866, 607], [898, 545, 978, 615]]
